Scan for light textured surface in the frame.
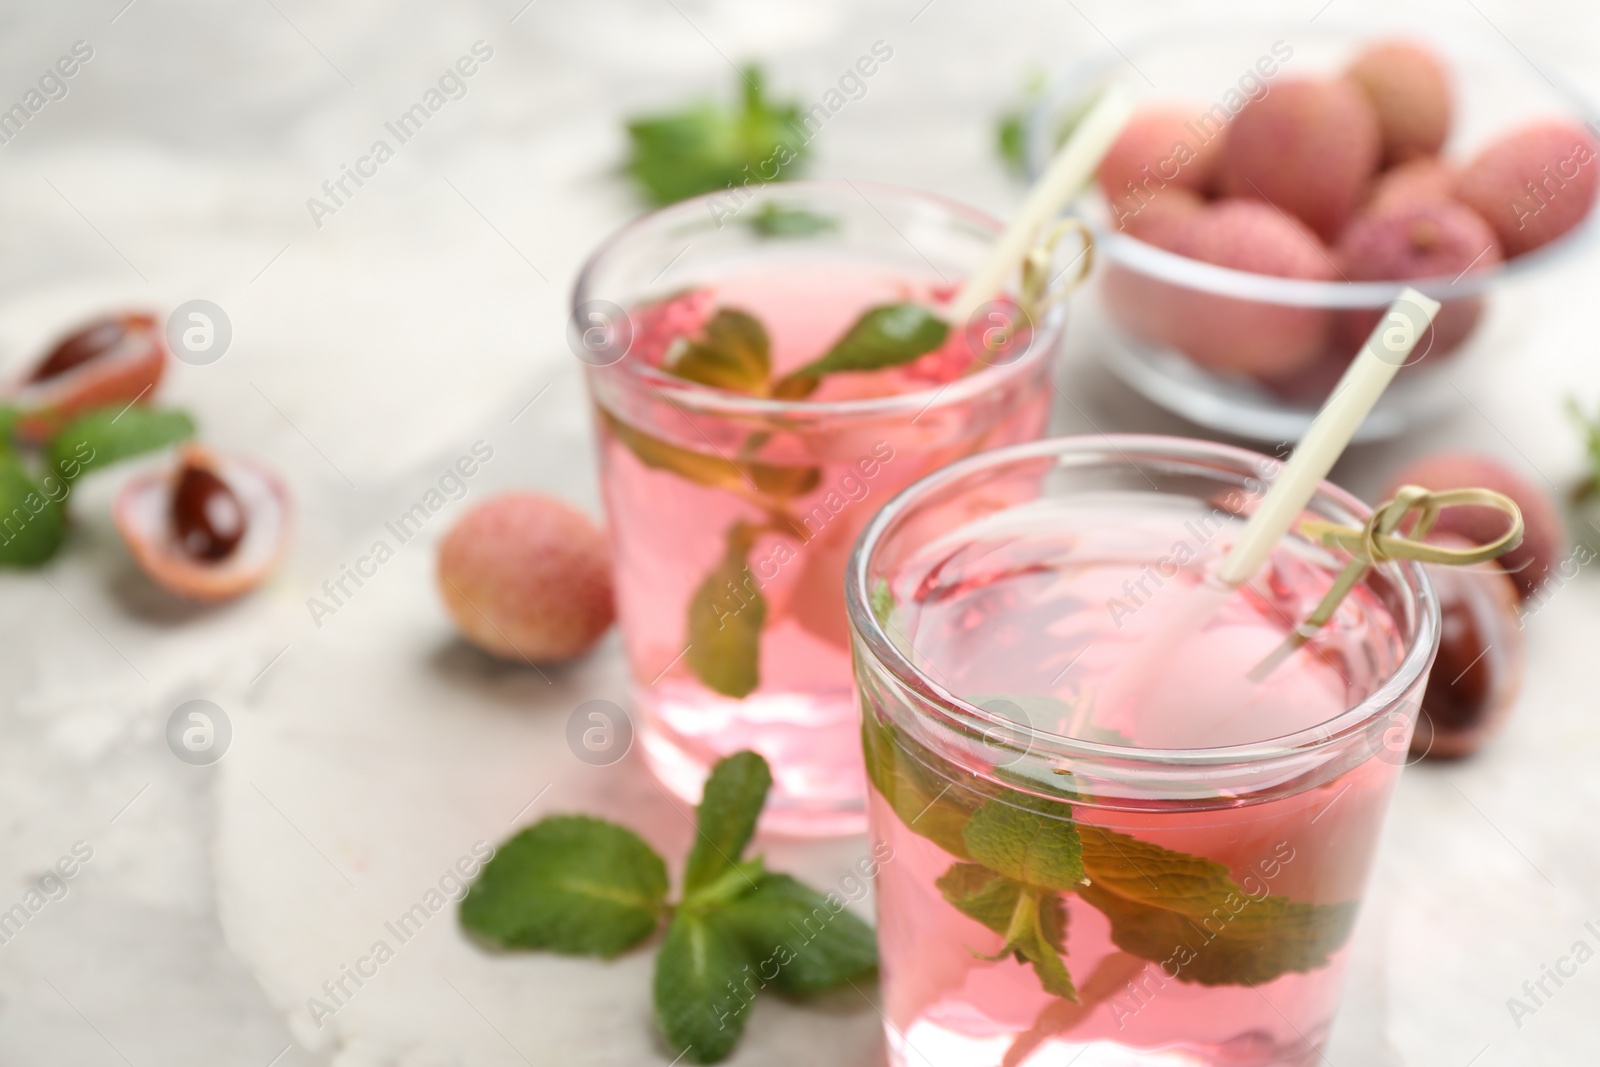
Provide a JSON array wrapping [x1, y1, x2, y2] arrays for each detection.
[[0, 1, 1597, 1065]]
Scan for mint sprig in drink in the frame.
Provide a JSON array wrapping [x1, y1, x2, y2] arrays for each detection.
[[576, 182, 1065, 834], [846, 436, 1440, 1066]]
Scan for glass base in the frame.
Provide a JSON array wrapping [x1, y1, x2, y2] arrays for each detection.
[[637, 680, 867, 837]]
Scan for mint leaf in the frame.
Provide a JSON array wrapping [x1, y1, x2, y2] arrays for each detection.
[[963, 793, 1084, 892], [685, 523, 766, 699], [666, 309, 771, 395], [869, 578, 896, 629], [0, 455, 67, 567], [790, 303, 949, 382], [749, 203, 835, 238], [995, 70, 1047, 177], [626, 66, 808, 207], [47, 406, 196, 484], [1077, 826, 1359, 986], [683, 750, 772, 897], [1005, 887, 1076, 1001], [654, 911, 753, 1064], [937, 862, 1024, 936], [720, 873, 877, 993], [460, 815, 668, 957], [599, 408, 750, 493], [861, 714, 979, 860], [936, 864, 1075, 1000]]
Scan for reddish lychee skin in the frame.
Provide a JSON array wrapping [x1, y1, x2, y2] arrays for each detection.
[[1098, 109, 1225, 221], [1411, 533, 1525, 760], [437, 493, 615, 662], [1456, 121, 1600, 257], [1385, 452, 1567, 600], [1217, 78, 1382, 241], [1347, 40, 1453, 166], [1118, 186, 1205, 250], [1333, 200, 1502, 357], [1365, 158, 1457, 216], [1155, 199, 1337, 379]]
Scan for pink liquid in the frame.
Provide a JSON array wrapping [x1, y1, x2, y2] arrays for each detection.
[[593, 260, 1050, 834], [864, 495, 1410, 1065]]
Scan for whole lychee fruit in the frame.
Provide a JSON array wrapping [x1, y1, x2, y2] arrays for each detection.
[[1098, 109, 1225, 226], [1161, 199, 1337, 379], [1365, 158, 1457, 215], [1410, 534, 1526, 760], [437, 493, 615, 662], [1217, 78, 1382, 241], [1118, 185, 1205, 249], [1385, 451, 1567, 600], [1456, 121, 1600, 257], [1333, 200, 1501, 356], [1346, 40, 1453, 165]]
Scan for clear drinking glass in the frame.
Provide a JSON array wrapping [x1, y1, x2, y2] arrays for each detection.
[[847, 435, 1438, 1065], [575, 181, 1066, 835]]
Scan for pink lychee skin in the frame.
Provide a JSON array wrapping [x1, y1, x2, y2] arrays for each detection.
[[1365, 158, 1458, 216], [1156, 199, 1337, 379], [437, 493, 615, 662], [1217, 78, 1382, 241], [1456, 121, 1600, 257], [1384, 452, 1567, 601], [1333, 199, 1502, 357], [1346, 40, 1453, 166], [1098, 108, 1225, 221]]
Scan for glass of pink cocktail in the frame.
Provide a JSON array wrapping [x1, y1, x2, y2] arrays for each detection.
[[847, 435, 1438, 1066], [576, 182, 1065, 835]]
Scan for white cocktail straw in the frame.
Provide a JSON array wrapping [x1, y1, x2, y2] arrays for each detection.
[[1217, 286, 1441, 585], [945, 83, 1134, 326]]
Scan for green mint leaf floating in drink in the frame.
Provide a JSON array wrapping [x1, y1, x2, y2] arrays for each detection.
[[685, 522, 768, 699], [720, 873, 878, 993], [459, 815, 668, 957], [776, 303, 951, 399], [47, 405, 197, 485], [1076, 826, 1359, 986], [936, 863, 1026, 935], [654, 911, 754, 1063], [666, 309, 772, 395], [869, 578, 896, 628], [748, 202, 837, 239], [462, 752, 875, 1064], [682, 749, 772, 897], [625, 66, 808, 207], [962, 793, 1085, 892], [0, 453, 67, 567]]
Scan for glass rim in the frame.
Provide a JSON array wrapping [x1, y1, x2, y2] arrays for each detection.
[[571, 179, 1066, 421], [845, 433, 1441, 769]]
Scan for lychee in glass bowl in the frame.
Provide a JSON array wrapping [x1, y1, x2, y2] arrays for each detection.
[[1025, 18, 1600, 442]]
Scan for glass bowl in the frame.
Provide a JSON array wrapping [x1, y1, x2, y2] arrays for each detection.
[[1025, 17, 1600, 442]]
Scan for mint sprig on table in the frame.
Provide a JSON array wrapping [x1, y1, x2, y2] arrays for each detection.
[[0, 404, 196, 568], [460, 752, 877, 1064], [606, 299, 948, 699], [860, 674, 1360, 1000], [625, 66, 809, 207]]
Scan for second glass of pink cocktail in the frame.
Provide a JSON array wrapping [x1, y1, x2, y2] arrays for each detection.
[[847, 435, 1439, 1065], [576, 182, 1066, 834]]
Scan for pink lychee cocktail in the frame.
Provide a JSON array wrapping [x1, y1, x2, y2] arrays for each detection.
[[576, 183, 1063, 834], [847, 436, 1438, 1065]]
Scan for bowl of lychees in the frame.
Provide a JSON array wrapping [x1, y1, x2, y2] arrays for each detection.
[[1027, 21, 1600, 441]]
